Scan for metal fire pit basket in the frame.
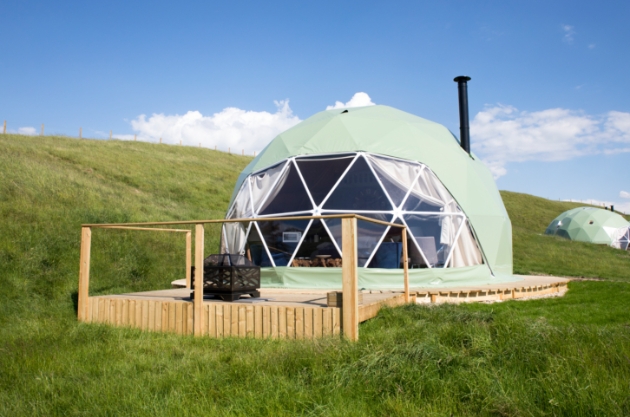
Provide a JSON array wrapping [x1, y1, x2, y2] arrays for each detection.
[[191, 254, 260, 302]]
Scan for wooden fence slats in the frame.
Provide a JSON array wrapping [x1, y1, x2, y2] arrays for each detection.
[[271, 307, 278, 338], [304, 308, 313, 340], [323, 308, 331, 336], [278, 307, 286, 339], [246, 306, 254, 337], [217, 305, 225, 338], [148, 301, 155, 330], [155, 301, 162, 331], [286, 308, 295, 339], [187, 303, 193, 334], [168, 302, 176, 333], [86, 297, 343, 340], [295, 307, 304, 340], [91, 299, 97, 323], [238, 306, 246, 338], [142, 300, 150, 330], [231, 305, 239, 336], [262, 306, 270, 338], [209, 304, 215, 337], [332, 308, 341, 335], [314, 308, 323, 338], [254, 306, 262, 338]]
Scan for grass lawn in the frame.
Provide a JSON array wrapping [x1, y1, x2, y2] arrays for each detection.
[[1, 134, 629, 416]]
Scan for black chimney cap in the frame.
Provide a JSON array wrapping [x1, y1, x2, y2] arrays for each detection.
[[454, 76, 471, 82]]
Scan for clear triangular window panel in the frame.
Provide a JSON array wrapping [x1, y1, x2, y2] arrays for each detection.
[[357, 214, 392, 267], [222, 221, 251, 255], [257, 218, 310, 266], [323, 156, 393, 211], [292, 219, 341, 266], [296, 155, 354, 206], [403, 190, 443, 212], [324, 213, 391, 267], [447, 220, 483, 268], [250, 162, 287, 213], [228, 181, 253, 219], [368, 217, 405, 269], [323, 218, 342, 253], [405, 168, 456, 212], [258, 163, 314, 215], [246, 223, 272, 267], [367, 155, 421, 208], [403, 214, 462, 268]]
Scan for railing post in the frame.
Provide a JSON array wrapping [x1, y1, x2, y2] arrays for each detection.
[[78, 227, 92, 321], [193, 224, 204, 336], [341, 217, 358, 341], [185, 231, 192, 289], [402, 227, 410, 303]]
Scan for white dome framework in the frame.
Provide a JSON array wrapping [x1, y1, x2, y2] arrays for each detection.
[[221, 152, 484, 270], [611, 227, 630, 250]]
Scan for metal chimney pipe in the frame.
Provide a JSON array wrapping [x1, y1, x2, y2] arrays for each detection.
[[454, 76, 471, 154]]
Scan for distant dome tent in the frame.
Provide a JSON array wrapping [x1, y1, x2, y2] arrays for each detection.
[[221, 105, 515, 289], [545, 207, 630, 250]]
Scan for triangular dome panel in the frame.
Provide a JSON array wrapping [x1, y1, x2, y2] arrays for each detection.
[[323, 156, 392, 211], [259, 163, 313, 215], [296, 155, 354, 206]]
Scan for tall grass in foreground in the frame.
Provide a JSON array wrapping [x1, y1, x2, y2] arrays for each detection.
[[1, 135, 630, 415], [1, 281, 629, 416]]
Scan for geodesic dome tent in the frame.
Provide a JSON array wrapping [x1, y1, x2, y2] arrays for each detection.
[[221, 105, 514, 289], [545, 207, 630, 250]]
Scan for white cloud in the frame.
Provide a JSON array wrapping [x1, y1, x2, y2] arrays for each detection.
[[620, 191, 630, 199], [124, 100, 301, 154], [562, 24, 575, 44], [326, 92, 375, 110], [471, 105, 630, 178], [588, 43, 596, 49], [18, 127, 37, 135]]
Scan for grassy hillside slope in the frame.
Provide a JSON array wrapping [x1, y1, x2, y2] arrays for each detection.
[[0, 134, 251, 327], [502, 190, 630, 279], [1, 135, 629, 416]]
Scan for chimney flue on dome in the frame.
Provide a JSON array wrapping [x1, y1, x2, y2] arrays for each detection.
[[454, 76, 471, 154]]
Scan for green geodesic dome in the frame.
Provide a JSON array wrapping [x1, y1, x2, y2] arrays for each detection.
[[545, 207, 630, 245], [226, 105, 515, 288]]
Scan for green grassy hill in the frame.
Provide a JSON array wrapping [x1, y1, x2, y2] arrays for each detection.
[[1, 134, 629, 416], [503, 190, 630, 279]]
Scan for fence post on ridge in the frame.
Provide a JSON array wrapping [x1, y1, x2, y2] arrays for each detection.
[[341, 216, 359, 341]]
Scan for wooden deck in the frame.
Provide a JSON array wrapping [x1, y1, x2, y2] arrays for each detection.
[[413, 275, 570, 304], [85, 289, 410, 339], [84, 276, 570, 339]]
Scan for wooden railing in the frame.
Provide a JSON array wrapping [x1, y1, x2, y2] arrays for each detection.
[[78, 214, 410, 341]]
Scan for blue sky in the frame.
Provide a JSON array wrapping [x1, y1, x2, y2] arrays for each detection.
[[2, 1, 629, 212]]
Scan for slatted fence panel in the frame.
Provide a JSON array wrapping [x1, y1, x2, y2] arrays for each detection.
[[87, 297, 341, 339]]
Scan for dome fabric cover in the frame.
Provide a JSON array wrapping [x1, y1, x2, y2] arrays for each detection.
[[545, 207, 630, 247], [226, 105, 515, 288]]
